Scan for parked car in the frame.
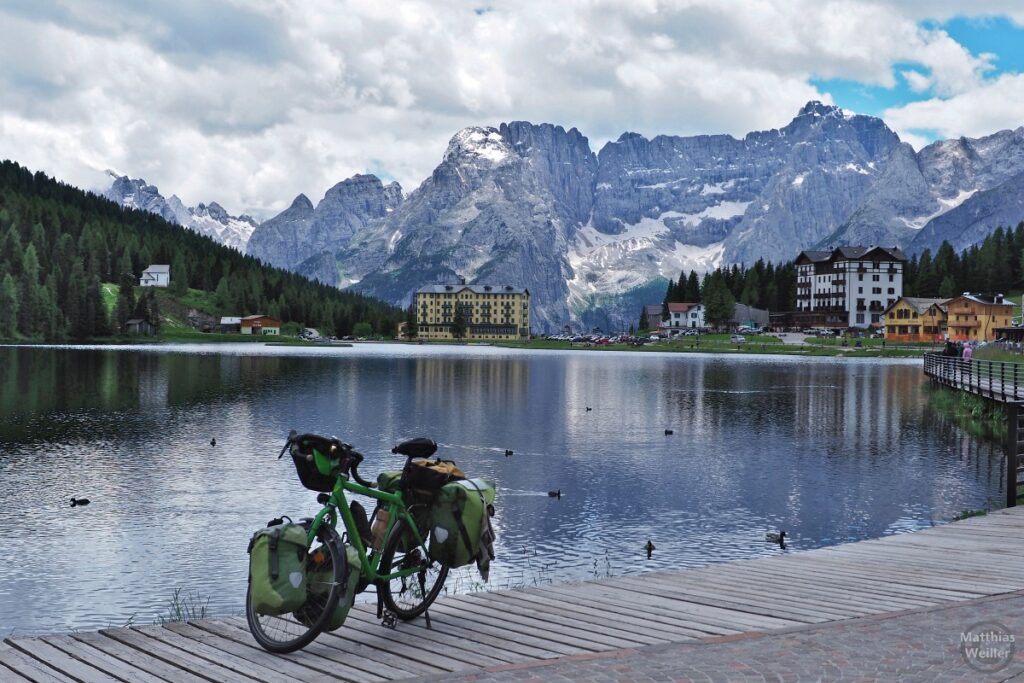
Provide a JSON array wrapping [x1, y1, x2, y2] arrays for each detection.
[[730, 334, 747, 343]]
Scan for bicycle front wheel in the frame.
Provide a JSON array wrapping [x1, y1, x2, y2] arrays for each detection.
[[246, 525, 345, 653], [378, 517, 448, 620]]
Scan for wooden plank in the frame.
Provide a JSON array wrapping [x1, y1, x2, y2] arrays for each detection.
[[162, 623, 341, 683], [6, 638, 122, 683], [684, 572, 918, 616], [215, 617, 419, 681], [39, 636, 167, 683], [315, 624, 478, 673], [681, 565, 924, 613], [730, 561, 954, 606], [438, 595, 632, 649], [100, 628, 255, 683], [70, 631, 211, 683], [343, 608, 568, 661], [459, 592, 666, 645], [531, 584, 742, 636], [421, 602, 592, 655], [132, 625, 296, 683], [0, 641, 77, 683], [186, 620, 385, 683], [610, 575, 851, 622], [540, 581, 799, 633], [485, 588, 702, 640], [341, 610, 522, 664]]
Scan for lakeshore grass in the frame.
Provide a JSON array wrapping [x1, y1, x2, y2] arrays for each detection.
[[159, 587, 210, 624], [492, 336, 926, 358]]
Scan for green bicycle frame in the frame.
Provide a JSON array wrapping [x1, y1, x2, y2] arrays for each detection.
[[306, 474, 430, 583]]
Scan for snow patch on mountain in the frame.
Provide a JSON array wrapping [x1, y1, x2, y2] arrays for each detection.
[[103, 172, 257, 251], [567, 215, 724, 308], [900, 188, 979, 230]]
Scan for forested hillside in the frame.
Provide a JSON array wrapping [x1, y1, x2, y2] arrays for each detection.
[[903, 222, 1024, 298], [0, 161, 402, 340]]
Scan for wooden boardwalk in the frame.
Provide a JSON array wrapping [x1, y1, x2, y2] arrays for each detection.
[[5, 507, 1024, 682]]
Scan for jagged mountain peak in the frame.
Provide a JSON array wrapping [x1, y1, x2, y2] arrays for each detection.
[[797, 100, 843, 118], [444, 126, 514, 165], [290, 193, 314, 211], [246, 173, 405, 271], [103, 173, 257, 251]]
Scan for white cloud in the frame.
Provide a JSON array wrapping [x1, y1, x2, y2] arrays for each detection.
[[0, 0, 1019, 219], [883, 71, 1024, 142]]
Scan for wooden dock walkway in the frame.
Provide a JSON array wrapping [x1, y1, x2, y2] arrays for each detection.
[[5, 506, 1024, 682]]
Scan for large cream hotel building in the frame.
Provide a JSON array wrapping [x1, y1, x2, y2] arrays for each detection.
[[413, 284, 530, 340]]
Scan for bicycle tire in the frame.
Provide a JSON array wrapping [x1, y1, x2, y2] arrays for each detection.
[[378, 517, 448, 620], [246, 525, 345, 653]]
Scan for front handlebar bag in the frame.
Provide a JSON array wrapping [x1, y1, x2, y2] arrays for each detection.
[[248, 523, 309, 615], [291, 441, 347, 492]]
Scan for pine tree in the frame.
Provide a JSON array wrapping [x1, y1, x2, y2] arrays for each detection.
[[0, 273, 18, 337], [451, 305, 466, 340], [916, 250, 939, 295], [169, 256, 189, 295], [67, 261, 91, 339], [638, 307, 649, 331], [703, 273, 736, 328], [685, 270, 701, 302], [115, 273, 136, 333], [404, 304, 418, 339], [939, 275, 956, 299]]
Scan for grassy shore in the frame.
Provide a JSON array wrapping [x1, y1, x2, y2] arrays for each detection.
[[492, 334, 926, 358]]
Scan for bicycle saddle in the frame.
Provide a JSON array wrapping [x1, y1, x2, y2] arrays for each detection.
[[392, 437, 437, 458]]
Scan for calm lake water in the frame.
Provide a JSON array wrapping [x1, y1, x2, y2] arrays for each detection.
[[0, 343, 1008, 636]]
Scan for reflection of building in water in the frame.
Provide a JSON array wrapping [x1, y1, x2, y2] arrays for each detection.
[[414, 357, 528, 404], [137, 356, 169, 411]]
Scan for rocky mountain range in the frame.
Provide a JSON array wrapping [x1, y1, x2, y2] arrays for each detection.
[[103, 172, 258, 251], [106, 103, 1024, 332]]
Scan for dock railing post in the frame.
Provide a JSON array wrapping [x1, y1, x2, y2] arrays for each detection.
[[1007, 402, 1019, 509]]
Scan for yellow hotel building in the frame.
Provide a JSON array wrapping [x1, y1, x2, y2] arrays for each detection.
[[413, 284, 530, 340], [945, 293, 1014, 341], [883, 297, 948, 343]]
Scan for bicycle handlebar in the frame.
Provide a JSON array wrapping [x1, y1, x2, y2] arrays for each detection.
[[279, 431, 377, 488]]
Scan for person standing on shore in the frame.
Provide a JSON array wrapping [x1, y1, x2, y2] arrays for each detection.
[[962, 343, 973, 385]]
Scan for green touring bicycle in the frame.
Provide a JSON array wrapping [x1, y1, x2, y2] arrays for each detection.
[[245, 431, 495, 653]]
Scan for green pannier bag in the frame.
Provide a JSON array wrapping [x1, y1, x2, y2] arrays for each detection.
[[429, 478, 496, 576], [374, 470, 433, 552], [248, 522, 309, 615], [298, 543, 362, 631], [377, 470, 403, 493]]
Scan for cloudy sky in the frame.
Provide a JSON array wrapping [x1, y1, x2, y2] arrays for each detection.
[[2, 1, 1023, 219]]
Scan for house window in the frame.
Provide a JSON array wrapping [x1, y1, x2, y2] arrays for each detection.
[[856, 313, 865, 323]]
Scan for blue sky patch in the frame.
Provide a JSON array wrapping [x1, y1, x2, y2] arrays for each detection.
[[813, 15, 1023, 142]]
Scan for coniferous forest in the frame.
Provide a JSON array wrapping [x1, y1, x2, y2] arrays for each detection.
[[0, 161, 403, 340]]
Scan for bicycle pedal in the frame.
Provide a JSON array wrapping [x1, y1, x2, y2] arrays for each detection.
[[381, 610, 398, 630]]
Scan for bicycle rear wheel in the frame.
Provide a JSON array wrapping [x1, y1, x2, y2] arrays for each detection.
[[378, 517, 449, 620], [246, 525, 345, 653]]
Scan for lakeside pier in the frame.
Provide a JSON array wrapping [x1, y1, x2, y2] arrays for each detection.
[[4, 507, 1024, 682]]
